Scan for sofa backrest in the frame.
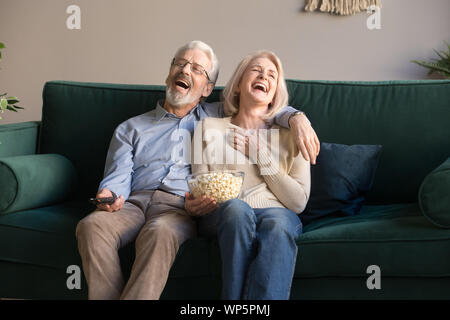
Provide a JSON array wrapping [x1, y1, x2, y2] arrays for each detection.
[[286, 80, 450, 204], [39, 80, 450, 204]]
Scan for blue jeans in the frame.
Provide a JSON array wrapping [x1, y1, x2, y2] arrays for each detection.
[[198, 199, 303, 300]]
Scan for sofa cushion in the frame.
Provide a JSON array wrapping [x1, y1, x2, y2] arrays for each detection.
[[0, 154, 78, 214], [301, 142, 382, 225], [295, 203, 450, 278], [169, 203, 450, 280], [0, 201, 90, 267], [419, 157, 450, 228], [0, 201, 92, 299]]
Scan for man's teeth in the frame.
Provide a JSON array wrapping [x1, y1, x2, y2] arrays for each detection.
[[176, 80, 190, 89]]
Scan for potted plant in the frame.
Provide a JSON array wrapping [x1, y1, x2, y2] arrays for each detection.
[[0, 42, 23, 120], [412, 42, 450, 79]]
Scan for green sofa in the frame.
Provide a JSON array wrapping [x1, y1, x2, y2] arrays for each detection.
[[0, 79, 449, 300]]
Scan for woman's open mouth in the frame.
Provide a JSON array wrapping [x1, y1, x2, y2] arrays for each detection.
[[252, 82, 268, 93]]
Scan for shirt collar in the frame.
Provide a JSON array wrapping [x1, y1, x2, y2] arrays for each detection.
[[155, 100, 168, 121], [155, 99, 203, 121]]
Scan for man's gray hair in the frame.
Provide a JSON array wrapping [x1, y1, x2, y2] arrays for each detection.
[[173, 40, 220, 84]]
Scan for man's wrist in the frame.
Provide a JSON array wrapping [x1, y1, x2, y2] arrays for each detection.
[[288, 111, 306, 128]]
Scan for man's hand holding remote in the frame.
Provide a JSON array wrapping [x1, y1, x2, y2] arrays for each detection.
[[95, 188, 125, 212]]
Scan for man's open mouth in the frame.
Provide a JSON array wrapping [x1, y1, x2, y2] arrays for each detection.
[[175, 79, 191, 90]]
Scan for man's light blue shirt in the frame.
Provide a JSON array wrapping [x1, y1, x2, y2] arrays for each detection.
[[99, 101, 297, 199]]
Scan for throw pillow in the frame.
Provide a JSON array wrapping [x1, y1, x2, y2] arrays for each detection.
[[0, 153, 78, 214], [301, 142, 382, 225], [418, 157, 450, 228]]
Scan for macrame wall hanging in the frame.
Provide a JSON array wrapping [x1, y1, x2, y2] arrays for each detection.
[[305, 0, 382, 16]]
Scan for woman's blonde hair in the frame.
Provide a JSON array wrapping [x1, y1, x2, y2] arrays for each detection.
[[222, 50, 288, 120]]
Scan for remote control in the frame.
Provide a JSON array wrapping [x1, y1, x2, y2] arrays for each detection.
[[89, 191, 118, 206]]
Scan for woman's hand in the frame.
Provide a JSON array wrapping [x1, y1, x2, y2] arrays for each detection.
[[184, 192, 218, 216], [228, 128, 270, 163]]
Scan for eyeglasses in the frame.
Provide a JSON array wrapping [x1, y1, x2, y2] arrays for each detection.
[[171, 58, 211, 82]]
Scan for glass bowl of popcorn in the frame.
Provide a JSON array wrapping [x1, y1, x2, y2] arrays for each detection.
[[187, 171, 245, 203]]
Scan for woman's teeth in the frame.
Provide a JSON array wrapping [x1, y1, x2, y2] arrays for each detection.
[[253, 83, 267, 92]]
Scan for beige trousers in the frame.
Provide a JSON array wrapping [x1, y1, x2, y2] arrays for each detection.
[[75, 190, 196, 300]]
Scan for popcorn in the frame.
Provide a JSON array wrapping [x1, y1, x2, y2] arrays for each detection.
[[188, 171, 244, 203]]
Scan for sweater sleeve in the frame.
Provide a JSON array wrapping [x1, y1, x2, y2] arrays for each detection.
[[191, 119, 209, 175], [256, 145, 311, 213]]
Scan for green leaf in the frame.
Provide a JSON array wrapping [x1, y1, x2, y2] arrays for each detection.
[[433, 49, 447, 61], [13, 105, 24, 109], [7, 98, 19, 105], [6, 106, 18, 112], [0, 98, 7, 110], [412, 60, 450, 78], [0, 42, 5, 49], [411, 41, 450, 79]]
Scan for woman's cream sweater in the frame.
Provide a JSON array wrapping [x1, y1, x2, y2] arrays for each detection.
[[191, 117, 310, 213]]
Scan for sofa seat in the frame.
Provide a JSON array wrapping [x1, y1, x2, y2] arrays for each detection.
[[170, 203, 450, 279], [0, 201, 90, 267], [162, 203, 450, 300], [296, 203, 450, 278], [2, 201, 449, 299], [0, 201, 90, 299], [288, 205, 450, 300]]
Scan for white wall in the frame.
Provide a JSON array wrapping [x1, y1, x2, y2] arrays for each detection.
[[0, 0, 449, 124]]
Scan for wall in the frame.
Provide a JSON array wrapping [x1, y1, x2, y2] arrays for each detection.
[[0, 0, 449, 124]]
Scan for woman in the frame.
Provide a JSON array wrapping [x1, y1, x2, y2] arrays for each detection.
[[191, 50, 310, 300]]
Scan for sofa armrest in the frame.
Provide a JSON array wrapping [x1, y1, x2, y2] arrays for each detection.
[[0, 121, 40, 158], [0, 153, 78, 215], [419, 157, 450, 228]]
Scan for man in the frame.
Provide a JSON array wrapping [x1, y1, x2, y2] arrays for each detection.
[[75, 40, 320, 300]]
